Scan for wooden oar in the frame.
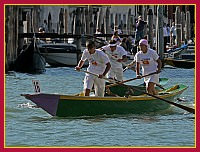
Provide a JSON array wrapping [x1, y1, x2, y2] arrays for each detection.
[[155, 83, 165, 90], [123, 66, 136, 72], [123, 66, 129, 72], [78, 69, 116, 83], [123, 60, 136, 72], [128, 85, 195, 114], [106, 72, 158, 88]]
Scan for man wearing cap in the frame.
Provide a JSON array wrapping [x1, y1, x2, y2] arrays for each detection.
[[135, 16, 147, 45], [111, 30, 121, 45], [135, 39, 162, 95], [101, 40, 128, 81]]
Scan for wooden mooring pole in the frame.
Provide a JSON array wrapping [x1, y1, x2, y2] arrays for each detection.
[[74, 8, 82, 50], [105, 7, 110, 40], [181, 12, 185, 43], [175, 6, 182, 47], [185, 11, 191, 42], [126, 8, 131, 35], [147, 8, 154, 48], [156, 5, 164, 61]]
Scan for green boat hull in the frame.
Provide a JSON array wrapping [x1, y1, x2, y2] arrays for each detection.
[[22, 84, 187, 117], [56, 96, 172, 117]]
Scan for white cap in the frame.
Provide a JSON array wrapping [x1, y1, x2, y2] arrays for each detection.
[[109, 43, 117, 47]]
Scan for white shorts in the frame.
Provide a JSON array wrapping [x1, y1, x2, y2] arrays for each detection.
[[144, 73, 159, 86], [108, 67, 123, 81], [84, 74, 105, 97]]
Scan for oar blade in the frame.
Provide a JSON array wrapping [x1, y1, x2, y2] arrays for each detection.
[[168, 100, 195, 114]]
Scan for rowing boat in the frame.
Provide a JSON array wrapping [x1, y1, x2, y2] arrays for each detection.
[[21, 84, 188, 117]]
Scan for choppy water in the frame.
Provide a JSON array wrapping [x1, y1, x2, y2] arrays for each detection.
[[5, 66, 195, 147]]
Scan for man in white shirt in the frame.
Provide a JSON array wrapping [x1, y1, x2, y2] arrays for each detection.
[[101, 40, 128, 81], [135, 39, 162, 95], [75, 40, 111, 97]]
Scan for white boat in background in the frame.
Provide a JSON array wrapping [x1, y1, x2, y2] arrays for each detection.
[[37, 41, 134, 68], [38, 43, 88, 67]]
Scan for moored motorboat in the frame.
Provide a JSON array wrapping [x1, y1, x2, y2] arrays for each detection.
[[38, 43, 82, 67], [164, 58, 195, 69], [21, 84, 188, 117], [164, 43, 195, 69]]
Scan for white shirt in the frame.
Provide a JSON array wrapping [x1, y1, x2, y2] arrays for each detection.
[[81, 49, 110, 75], [101, 45, 127, 68], [135, 48, 159, 75]]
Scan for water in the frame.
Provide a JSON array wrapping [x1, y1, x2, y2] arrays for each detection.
[[5, 66, 195, 147]]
